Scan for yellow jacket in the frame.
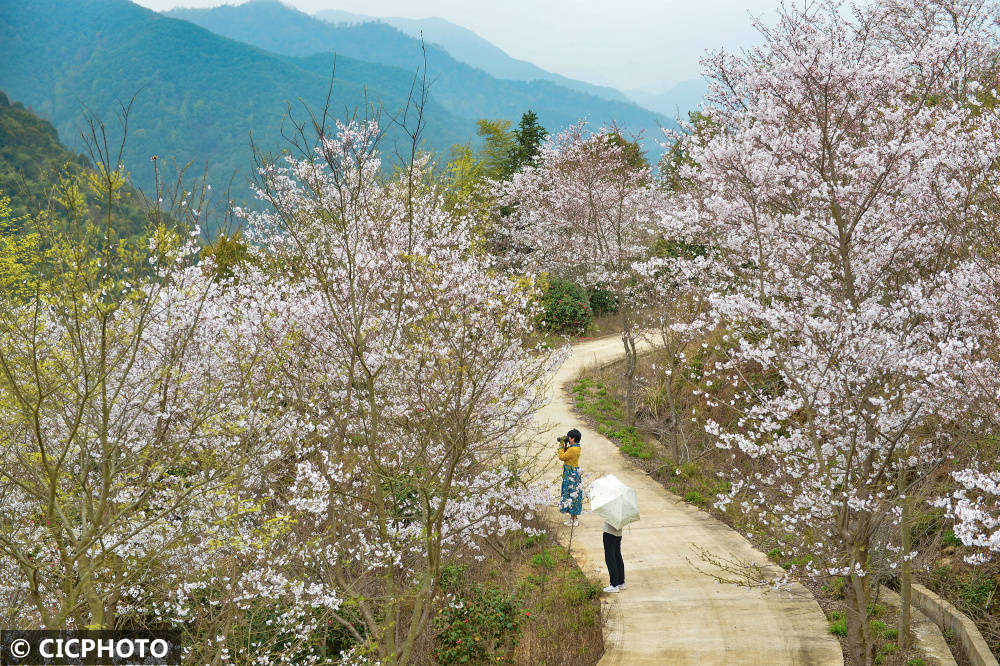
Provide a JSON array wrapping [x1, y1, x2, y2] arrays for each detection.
[[558, 445, 581, 468]]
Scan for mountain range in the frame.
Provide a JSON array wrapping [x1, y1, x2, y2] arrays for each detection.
[[0, 0, 676, 205], [165, 1, 670, 145], [310, 8, 630, 103]]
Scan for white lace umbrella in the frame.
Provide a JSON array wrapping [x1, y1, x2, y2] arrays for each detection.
[[589, 474, 639, 530]]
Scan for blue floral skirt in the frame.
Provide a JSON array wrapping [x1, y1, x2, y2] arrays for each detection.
[[560, 465, 582, 516]]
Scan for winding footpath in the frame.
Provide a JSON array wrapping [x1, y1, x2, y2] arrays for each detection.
[[537, 336, 843, 665]]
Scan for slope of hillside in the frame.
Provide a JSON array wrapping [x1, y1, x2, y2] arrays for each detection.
[[165, 0, 671, 149], [0, 0, 474, 201], [312, 7, 629, 102], [0, 90, 150, 235]]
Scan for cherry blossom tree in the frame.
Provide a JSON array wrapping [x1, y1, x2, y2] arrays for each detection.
[[661, 1, 1000, 661], [0, 115, 288, 631], [225, 113, 562, 664], [496, 123, 658, 424]]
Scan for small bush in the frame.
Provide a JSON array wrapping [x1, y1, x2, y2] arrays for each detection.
[[684, 491, 708, 506], [440, 563, 466, 590], [540, 277, 592, 334], [942, 529, 962, 547], [523, 533, 545, 548], [530, 551, 556, 570], [828, 610, 847, 636], [561, 579, 601, 605], [587, 285, 618, 316], [906, 659, 926, 666], [434, 585, 522, 665], [867, 602, 887, 618], [959, 575, 996, 614], [766, 548, 782, 561]]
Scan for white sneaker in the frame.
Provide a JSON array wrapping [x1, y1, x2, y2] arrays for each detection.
[[616, 584, 626, 591], [563, 519, 579, 527], [603, 585, 620, 593]]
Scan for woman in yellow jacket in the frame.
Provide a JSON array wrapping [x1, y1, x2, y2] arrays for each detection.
[[558, 428, 583, 526]]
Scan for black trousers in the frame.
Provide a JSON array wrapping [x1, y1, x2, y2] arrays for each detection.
[[603, 532, 624, 587]]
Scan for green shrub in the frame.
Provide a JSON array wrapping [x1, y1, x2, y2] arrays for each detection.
[[958, 575, 996, 614], [942, 529, 962, 547], [683, 491, 708, 506], [907, 659, 926, 666], [523, 532, 545, 548], [440, 563, 467, 591], [586, 285, 618, 316], [561, 579, 601, 605], [828, 610, 847, 636], [766, 548, 782, 561], [540, 277, 592, 334], [434, 585, 522, 665], [530, 551, 556, 570], [867, 602, 887, 618]]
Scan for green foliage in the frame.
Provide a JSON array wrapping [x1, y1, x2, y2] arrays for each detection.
[[523, 533, 545, 548], [434, 585, 522, 665], [957, 575, 996, 615], [867, 602, 887, 619], [0, 92, 148, 235], [586, 284, 618, 316], [942, 529, 962, 547], [530, 551, 556, 570], [507, 110, 547, 175], [440, 563, 467, 591], [907, 659, 926, 666], [201, 230, 252, 281], [615, 427, 652, 459], [766, 548, 783, 561], [683, 491, 708, 506], [828, 610, 847, 636], [539, 276, 592, 334], [560, 576, 600, 605]]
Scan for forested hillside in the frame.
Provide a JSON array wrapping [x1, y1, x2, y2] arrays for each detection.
[[166, 1, 669, 148], [0, 0, 474, 201], [0, 90, 149, 235]]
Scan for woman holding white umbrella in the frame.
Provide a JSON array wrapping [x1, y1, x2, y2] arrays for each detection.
[[590, 474, 638, 593], [602, 521, 626, 593]]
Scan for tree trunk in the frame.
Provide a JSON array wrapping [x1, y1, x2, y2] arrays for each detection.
[[898, 467, 912, 649], [621, 313, 638, 427], [846, 569, 873, 665]]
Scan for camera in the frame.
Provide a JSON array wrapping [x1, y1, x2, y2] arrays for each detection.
[[557, 435, 570, 447]]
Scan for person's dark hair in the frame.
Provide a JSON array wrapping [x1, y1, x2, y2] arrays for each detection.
[[567, 428, 582, 444]]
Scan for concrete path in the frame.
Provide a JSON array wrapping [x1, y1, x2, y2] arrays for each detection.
[[536, 336, 843, 665]]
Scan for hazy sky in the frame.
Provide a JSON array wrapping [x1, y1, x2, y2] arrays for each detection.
[[132, 0, 780, 91]]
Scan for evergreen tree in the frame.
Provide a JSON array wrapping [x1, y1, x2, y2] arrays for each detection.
[[508, 110, 547, 174]]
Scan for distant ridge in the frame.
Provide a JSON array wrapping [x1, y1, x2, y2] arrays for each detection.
[[312, 7, 630, 103], [625, 79, 708, 121], [165, 0, 672, 154]]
